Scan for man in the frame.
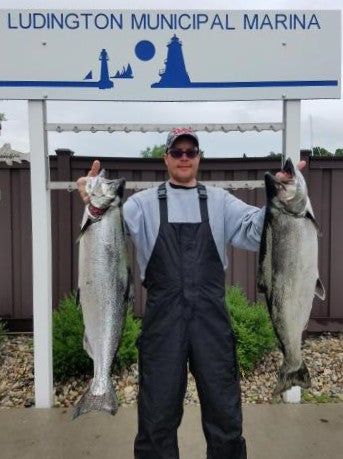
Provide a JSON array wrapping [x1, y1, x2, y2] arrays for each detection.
[[77, 128, 305, 459]]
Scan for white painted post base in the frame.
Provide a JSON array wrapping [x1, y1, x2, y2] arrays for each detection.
[[282, 386, 301, 403]]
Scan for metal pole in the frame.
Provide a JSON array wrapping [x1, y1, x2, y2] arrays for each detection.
[[282, 100, 301, 166], [48, 180, 265, 192], [45, 122, 284, 133], [28, 100, 53, 408], [282, 98, 302, 404]]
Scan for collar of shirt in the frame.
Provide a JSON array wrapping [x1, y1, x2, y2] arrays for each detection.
[[168, 182, 197, 190]]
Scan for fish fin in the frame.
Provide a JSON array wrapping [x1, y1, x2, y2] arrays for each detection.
[[273, 361, 311, 395], [314, 278, 326, 300], [76, 218, 94, 243], [258, 212, 272, 295], [83, 332, 94, 360], [71, 382, 118, 420], [305, 211, 321, 235]]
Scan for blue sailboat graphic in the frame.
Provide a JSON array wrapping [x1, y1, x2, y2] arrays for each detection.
[[83, 71, 93, 80], [112, 64, 133, 79]]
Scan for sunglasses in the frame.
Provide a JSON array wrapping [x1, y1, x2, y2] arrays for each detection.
[[167, 148, 200, 159]]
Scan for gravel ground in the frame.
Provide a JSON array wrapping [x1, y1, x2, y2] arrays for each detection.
[[0, 333, 342, 409]]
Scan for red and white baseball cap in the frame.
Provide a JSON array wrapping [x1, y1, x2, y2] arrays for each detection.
[[166, 127, 199, 150]]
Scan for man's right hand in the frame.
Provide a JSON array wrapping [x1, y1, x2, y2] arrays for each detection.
[[76, 160, 101, 204]]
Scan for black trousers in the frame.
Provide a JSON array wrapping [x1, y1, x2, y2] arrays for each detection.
[[134, 300, 247, 459]]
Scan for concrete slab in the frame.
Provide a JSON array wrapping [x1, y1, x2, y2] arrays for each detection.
[[0, 404, 342, 459]]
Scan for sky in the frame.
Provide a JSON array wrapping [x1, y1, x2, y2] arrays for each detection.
[[0, 0, 342, 158]]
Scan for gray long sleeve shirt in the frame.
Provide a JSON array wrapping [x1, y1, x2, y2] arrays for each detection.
[[123, 181, 265, 281]]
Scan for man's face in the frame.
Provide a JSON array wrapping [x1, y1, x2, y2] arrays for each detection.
[[164, 137, 200, 185]]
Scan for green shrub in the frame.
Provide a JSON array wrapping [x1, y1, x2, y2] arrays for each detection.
[[115, 309, 141, 370], [53, 287, 274, 380], [52, 293, 141, 381], [53, 293, 92, 381], [0, 319, 7, 346], [226, 286, 276, 376]]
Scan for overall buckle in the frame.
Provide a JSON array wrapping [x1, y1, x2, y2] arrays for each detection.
[[197, 186, 207, 199], [158, 187, 167, 199]]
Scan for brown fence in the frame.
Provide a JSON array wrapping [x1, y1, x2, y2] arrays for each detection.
[[0, 150, 342, 332]]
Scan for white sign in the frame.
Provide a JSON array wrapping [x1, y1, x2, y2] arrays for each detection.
[[0, 9, 341, 101]]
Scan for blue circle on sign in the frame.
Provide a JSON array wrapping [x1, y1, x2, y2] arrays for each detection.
[[135, 40, 155, 61]]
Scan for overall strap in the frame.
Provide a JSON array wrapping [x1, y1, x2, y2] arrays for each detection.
[[158, 182, 168, 224], [197, 183, 209, 222]]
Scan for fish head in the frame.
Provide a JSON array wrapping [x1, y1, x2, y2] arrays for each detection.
[[86, 170, 126, 209], [265, 158, 308, 215]]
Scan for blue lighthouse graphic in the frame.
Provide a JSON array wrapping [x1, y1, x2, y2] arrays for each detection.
[[98, 49, 114, 89], [152, 35, 190, 88], [150, 36, 338, 90]]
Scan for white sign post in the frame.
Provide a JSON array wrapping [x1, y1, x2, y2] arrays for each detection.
[[282, 98, 302, 402], [28, 100, 53, 408], [282, 100, 301, 166], [0, 9, 341, 407]]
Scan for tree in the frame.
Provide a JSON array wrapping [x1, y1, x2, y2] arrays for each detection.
[[141, 144, 166, 158], [0, 113, 6, 135], [334, 148, 343, 157], [312, 146, 332, 157], [268, 151, 282, 158]]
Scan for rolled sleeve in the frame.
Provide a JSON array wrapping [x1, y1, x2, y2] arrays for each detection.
[[123, 197, 142, 240], [224, 192, 266, 252]]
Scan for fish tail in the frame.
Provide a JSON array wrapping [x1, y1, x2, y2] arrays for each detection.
[[71, 381, 118, 420], [273, 361, 311, 396]]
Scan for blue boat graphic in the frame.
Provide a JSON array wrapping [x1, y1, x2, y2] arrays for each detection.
[[112, 64, 133, 79], [83, 71, 93, 80]]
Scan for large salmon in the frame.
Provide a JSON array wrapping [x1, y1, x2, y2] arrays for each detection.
[[72, 172, 131, 419], [258, 159, 325, 395]]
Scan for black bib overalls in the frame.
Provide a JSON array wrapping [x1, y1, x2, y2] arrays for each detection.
[[134, 183, 247, 459]]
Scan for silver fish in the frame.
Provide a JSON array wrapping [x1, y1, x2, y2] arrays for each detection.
[[72, 171, 131, 419], [258, 159, 325, 395]]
